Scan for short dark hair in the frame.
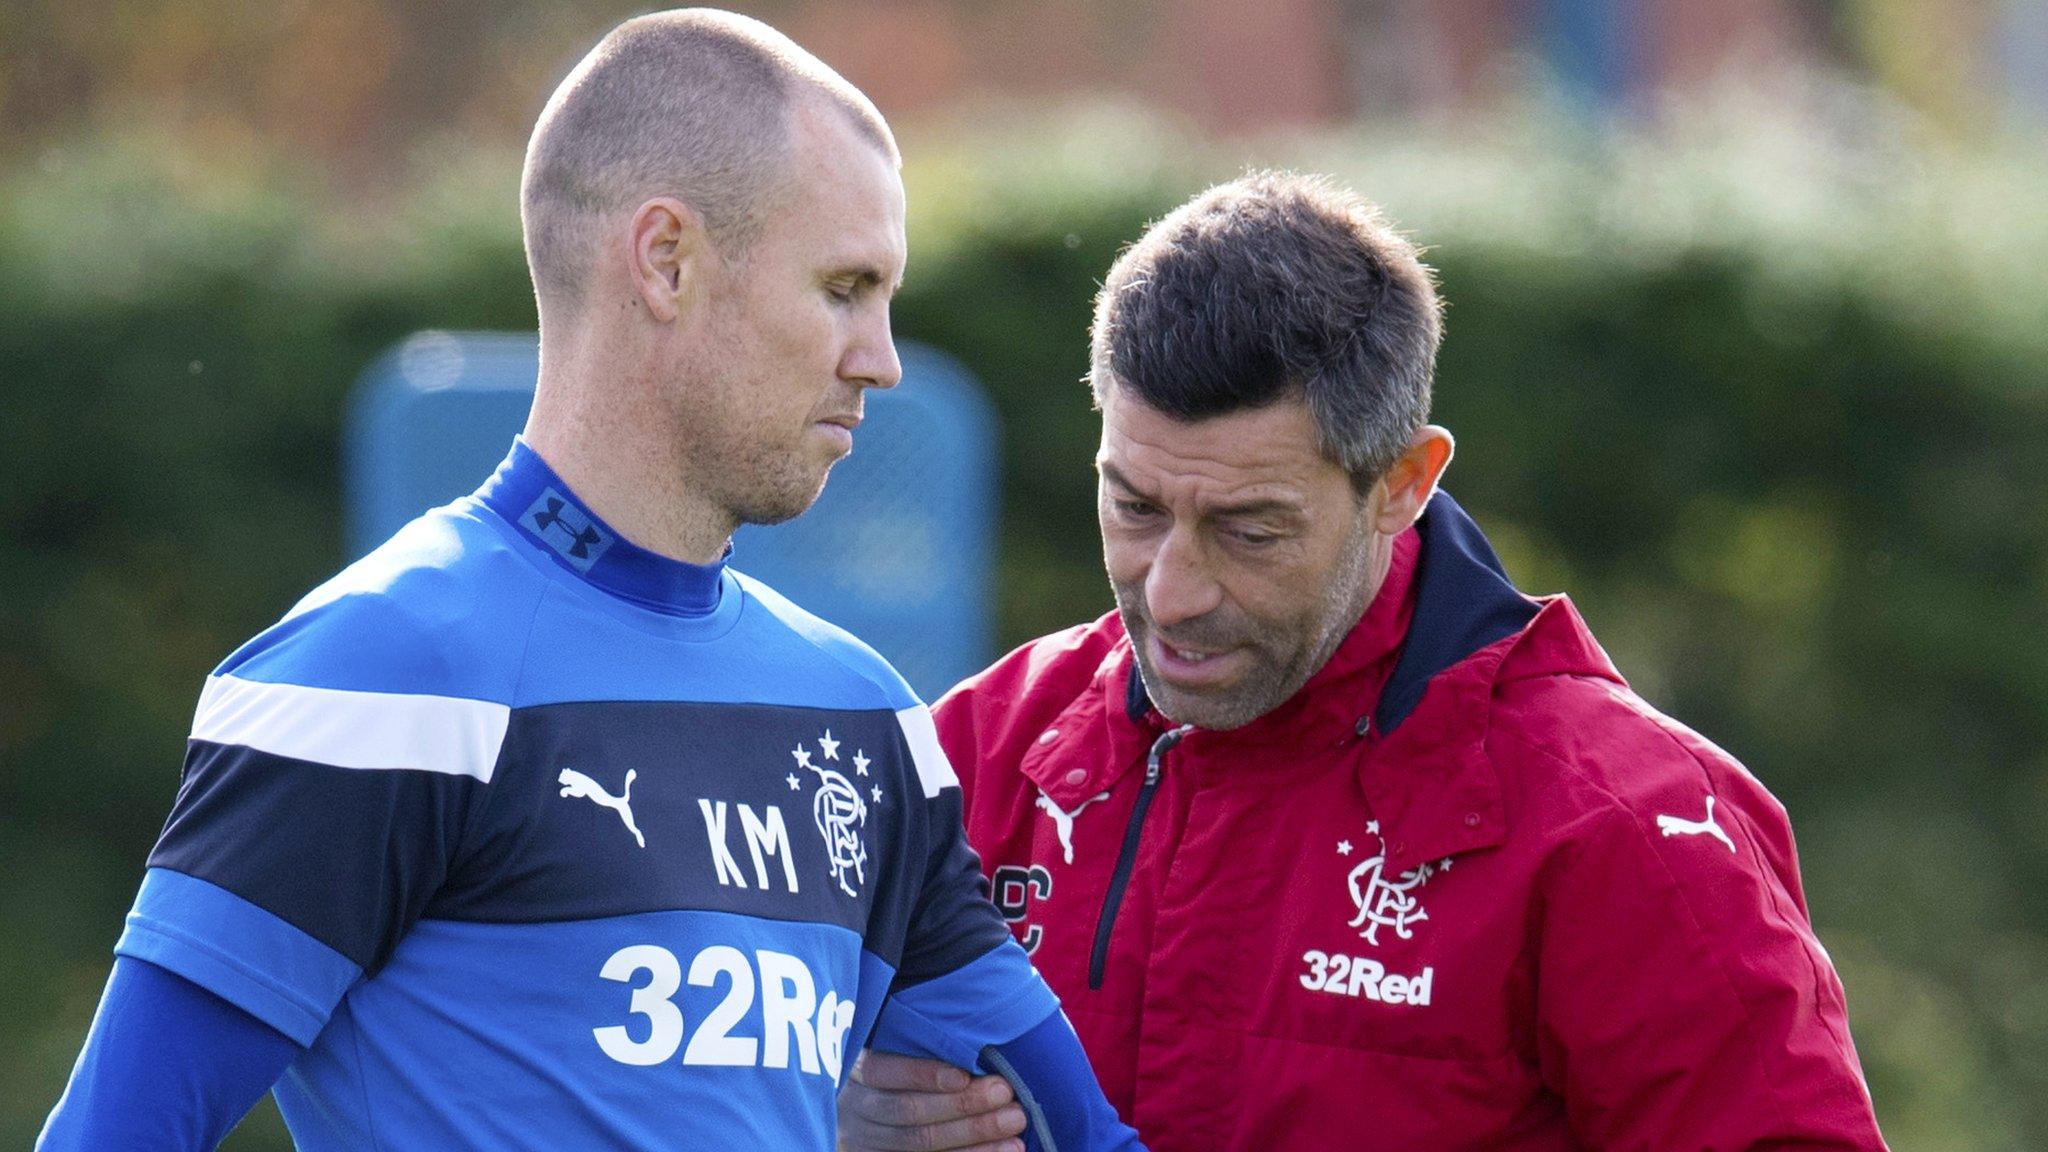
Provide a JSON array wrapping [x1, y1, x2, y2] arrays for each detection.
[[1089, 171, 1442, 488]]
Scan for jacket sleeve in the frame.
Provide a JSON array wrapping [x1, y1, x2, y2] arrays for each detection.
[[1532, 775, 1887, 1150]]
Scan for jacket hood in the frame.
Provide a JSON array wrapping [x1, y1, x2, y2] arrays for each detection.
[[1375, 491, 1539, 733]]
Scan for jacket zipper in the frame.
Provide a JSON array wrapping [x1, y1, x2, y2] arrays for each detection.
[[1088, 724, 1193, 990]]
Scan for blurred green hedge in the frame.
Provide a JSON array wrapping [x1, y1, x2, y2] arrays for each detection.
[[3, 118, 2045, 1147]]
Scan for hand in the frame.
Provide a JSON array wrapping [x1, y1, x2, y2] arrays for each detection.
[[838, 1049, 1028, 1152]]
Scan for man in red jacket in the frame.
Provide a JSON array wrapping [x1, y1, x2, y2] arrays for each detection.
[[838, 172, 1888, 1150]]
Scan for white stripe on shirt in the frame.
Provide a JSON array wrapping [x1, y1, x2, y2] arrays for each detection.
[[191, 674, 509, 782], [895, 704, 960, 799]]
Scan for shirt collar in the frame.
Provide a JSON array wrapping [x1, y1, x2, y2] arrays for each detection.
[[475, 437, 727, 617]]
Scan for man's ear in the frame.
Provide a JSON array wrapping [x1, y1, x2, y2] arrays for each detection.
[[627, 197, 711, 324], [1371, 425, 1455, 535]]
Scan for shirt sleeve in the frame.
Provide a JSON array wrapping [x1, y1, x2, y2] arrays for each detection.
[[1534, 781, 1887, 1149], [872, 703, 1062, 1067], [37, 956, 303, 1151], [978, 1011, 1145, 1152], [125, 592, 504, 1043]]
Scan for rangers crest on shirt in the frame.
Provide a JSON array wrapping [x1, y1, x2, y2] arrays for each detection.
[[791, 730, 876, 897]]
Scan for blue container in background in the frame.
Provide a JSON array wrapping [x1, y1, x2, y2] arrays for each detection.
[[345, 331, 1000, 702]]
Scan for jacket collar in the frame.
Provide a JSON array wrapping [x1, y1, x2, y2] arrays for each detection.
[[1354, 494, 1638, 873], [1094, 492, 1577, 870], [1374, 491, 1540, 735], [1359, 591, 1628, 873], [1350, 492, 1540, 872]]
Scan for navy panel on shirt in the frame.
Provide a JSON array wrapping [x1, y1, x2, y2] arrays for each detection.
[[151, 741, 478, 973], [435, 699, 924, 962], [891, 784, 1016, 989]]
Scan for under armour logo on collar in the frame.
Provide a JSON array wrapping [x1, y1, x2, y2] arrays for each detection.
[[522, 488, 612, 571]]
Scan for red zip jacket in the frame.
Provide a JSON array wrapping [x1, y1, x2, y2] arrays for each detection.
[[935, 494, 1886, 1150]]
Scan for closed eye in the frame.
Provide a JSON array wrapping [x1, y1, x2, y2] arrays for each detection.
[[825, 265, 893, 305]]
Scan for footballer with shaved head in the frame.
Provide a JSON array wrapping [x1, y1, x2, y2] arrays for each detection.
[[39, 11, 1138, 1151]]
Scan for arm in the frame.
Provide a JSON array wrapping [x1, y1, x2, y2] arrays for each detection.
[[843, 996, 1138, 1147], [975, 1010, 1141, 1152], [846, 1005, 1138, 1152], [869, 704, 1142, 1152], [1535, 780, 1887, 1149], [839, 1052, 1025, 1152], [45, 595, 491, 1143], [38, 957, 302, 1151]]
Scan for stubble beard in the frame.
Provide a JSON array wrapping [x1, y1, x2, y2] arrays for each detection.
[[1115, 514, 1381, 731], [732, 470, 830, 526], [708, 436, 834, 528], [684, 269, 841, 530], [705, 405, 831, 525], [679, 364, 839, 531]]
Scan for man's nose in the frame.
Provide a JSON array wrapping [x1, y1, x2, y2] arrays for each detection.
[[1143, 528, 1222, 630], [843, 311, 902, 391]]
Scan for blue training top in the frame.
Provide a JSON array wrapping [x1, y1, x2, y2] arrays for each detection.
[[115, 438, 1060, 1149]]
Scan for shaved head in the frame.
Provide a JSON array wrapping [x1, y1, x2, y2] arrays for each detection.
[[521, 8, 897, 316]]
